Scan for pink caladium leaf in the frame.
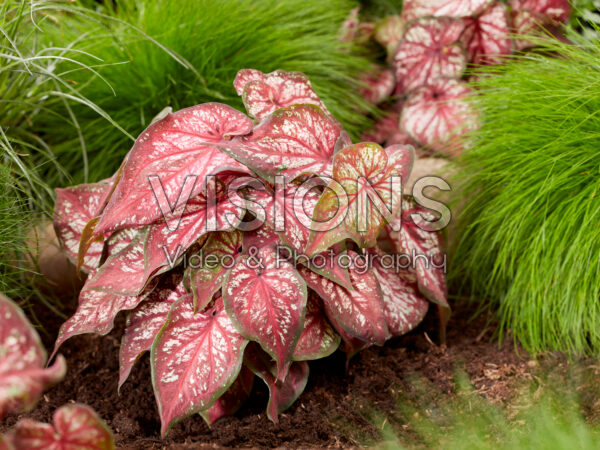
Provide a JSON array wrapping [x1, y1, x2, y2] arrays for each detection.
[[339, 7, 376, 44], [0, 295, 66, 419], [305, 143, 414, 256], [370, 248, 429, 337], [9, 404, 114, 450], [242, 224, 280, 250], [299, 253, 388, 345], [188, 231, 243, 312], [394, 17, 466, 94], [234, 69, 329, 121], [223, 245, 307, 381], [402, 0, 494, 20], [323, 306, 371, 360], [53, 179, 112, 272], [509, 0, 570, 23], [222, 104, 346, 182], [360, 69, 395, 105], [200, 366, 254, 426], [400, 78, 478, 156], [151, 295, 247, 436], [244, 344, 309, 423], [118, 274, 187, 389], [374, 15, 406, 60], [91, 103, 253, 239], [293, 292, 340, 361], [461, 3, 512, 66]]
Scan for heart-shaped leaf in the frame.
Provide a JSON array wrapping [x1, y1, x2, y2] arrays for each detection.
[[509, 0, 570, 23], [299, 253, 388, 345], [9, 404, 114, 450], [119, 274, 187, 388], [305, 143, 414, 256], [234, 69, 329, 121], [370, 249, 429, 336], [323, 305, 372, 360], [200, 366, 254, 426], [222, 104, 346, 182], [0, 295, 66, 419], [360, 69, 395, 105], [461, 3, 512, 66], [394, 17, 466, 94], [293, 292, 340, 361], [53, 179, 112, 272], [400, 78, 478, 156], [244, 344, 309, 423], [151, 295, 247, 435], [403, 0, 493, 20], [188, 231, 243, 312], [223, 246, 307, 381], [93, 103, 252, 238]]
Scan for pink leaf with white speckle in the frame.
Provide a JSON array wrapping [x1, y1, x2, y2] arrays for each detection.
[[151, 295, 247, 436], [0, 295, 66, 420], [400, 78, 478, 156], [10, 404, 114, 450], [299, 254, 388, 345], [402, 0, 493, 20], [234, 69, 329, 121], [53, 179, 112, 273], [92, 103, 252, 239], [244, 344, 309, 423], [394, 17, 466, 94], [222, 104, 346, 182], [461, 3, 512, 66], [293, 292, 340, 361], [305, 143, 414, 256], [360, 69, 395, 105], [509, 0, 570, 23], [118, 274, 187, 388], [223, 246, 307, 381], [200, 366, 254, 425]]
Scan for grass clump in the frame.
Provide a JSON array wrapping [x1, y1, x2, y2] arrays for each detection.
[[450, 36, 600, 355], [33, 0, 376, 185]]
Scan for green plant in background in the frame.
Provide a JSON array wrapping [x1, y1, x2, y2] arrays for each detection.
[[33, 0, 375, 185], [450, 35, 600, 354]]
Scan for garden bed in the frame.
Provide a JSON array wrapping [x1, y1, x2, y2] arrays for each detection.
[[1, 302, 533, 448]]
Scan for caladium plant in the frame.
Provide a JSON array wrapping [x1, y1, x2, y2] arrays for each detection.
[[52, 69, 448, 435]]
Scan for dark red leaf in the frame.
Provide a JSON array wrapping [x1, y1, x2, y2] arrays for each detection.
[[223, 246, 307, 381], [394, 17, 466, 94], [293, 292, 340, 361], [151, 296, 247, 436], [461, 3, 512, 66], [200, 366, 254, 426]]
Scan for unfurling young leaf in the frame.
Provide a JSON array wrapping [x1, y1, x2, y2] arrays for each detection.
[[151, 295, 248, 436], [223, 246, 307, 381], [9, 404, 114, 450], [0, 295, 66, 420]]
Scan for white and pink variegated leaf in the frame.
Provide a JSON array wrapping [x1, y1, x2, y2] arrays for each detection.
[[370, 248, 429, 337], [92, 103, 252, 238], [53, 179, 112, 273], [244, 344, 309, 423], [118, 274, 187, 389], [234, 69, 329, 121], [509, 0, 570, 23], [242, 224, 280, 250], [9, 404, 114, 450], [188, 231, 243, 312], [223, 104, 346, 182], [293, 292, 340, 361], [394, 17, 467, 94], [362, 111, 414, 147], [0, 295, 66, 420], [461, 3, 512, 66], [360, 69, 395, 105], [299, 254, 389, 346], [400, 78, 478, 156], [151, 295, 248, 436], [200, 366, 254, 426], [322, 305, 371, 360], [402, 0, 493, 20], [305, 143, 414, 256], [374, 15, 406, 60], [339, 7, 376, 44], [223, 246, 307, 381]]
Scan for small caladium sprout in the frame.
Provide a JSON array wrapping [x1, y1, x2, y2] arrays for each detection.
[[402, 0, 494, 21], [7, 404, 114, 450], [400, 78, 479, 156], [394, 17, 467, 94], [461, 2, 512, 66], [374, 15, 406, 61], [53, 68, 449, 434], [0, 295, 66, 420]]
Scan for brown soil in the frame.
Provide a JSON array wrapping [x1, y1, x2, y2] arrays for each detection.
[[1, 302, 534, 449]]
